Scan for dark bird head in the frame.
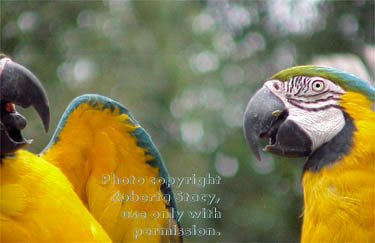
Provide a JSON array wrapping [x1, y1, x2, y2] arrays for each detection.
[[243, 65, 375, 165], [0, 54, 50, 155]]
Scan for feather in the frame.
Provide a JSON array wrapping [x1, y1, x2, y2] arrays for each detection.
[[41, 94, 181, 242], [301, 91, 375, 241], [0, 150, 111, 241]]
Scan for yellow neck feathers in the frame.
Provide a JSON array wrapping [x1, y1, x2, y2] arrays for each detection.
[[301, 91, 375, 242]]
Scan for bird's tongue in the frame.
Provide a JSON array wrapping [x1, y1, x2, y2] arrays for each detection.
[[5, 102, 16, 113], [0, 101, 30, 144]]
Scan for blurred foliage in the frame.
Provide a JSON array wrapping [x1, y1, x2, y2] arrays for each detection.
[[1, 0, 374, 242]]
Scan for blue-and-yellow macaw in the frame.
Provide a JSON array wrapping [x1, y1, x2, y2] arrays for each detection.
[[0, 54, 182, 242], [243, 65, 375, 242]]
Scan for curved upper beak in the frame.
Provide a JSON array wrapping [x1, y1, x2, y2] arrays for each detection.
[[0, 58, 49, 132], [243, 87, 287, 160]]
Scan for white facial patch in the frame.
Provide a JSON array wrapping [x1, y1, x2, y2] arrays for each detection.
[[264, 77, 346, 151], [0, 57, 11, 77]]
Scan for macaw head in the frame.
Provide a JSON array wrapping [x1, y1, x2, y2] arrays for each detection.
[[243, 65, 374, 169], [0, 54, 50, 155]]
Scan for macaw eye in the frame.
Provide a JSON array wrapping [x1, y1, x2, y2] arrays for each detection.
[[312, 80, 325, 92]]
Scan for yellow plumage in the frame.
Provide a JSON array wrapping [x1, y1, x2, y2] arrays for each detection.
[[41, 100, 179, 242], [301, 91, 375, 242], [0, 150, 111, 242], [1, 97, 180, 242]]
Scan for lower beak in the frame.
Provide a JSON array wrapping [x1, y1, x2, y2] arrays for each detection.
[[243, 86, 312, 160]]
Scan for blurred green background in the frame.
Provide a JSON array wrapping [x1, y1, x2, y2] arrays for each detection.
[[1, 0, 374, 242]]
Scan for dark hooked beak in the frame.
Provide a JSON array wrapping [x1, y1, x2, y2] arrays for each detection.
[[0, 58, 50, 154], [243, 86, 312, 161]]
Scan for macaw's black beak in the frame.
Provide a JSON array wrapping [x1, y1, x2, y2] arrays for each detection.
[[0, 58, 50, 155], [243, 86, 312, 161]]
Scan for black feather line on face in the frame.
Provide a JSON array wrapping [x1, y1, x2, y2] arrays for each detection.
[[303, 112, 355, 173], [303, 79, 312, 93], [297, 90, 343, 98], [294, 83, 304, 96], [288, 95, 339, 105], [288, 99, 341, 112]]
